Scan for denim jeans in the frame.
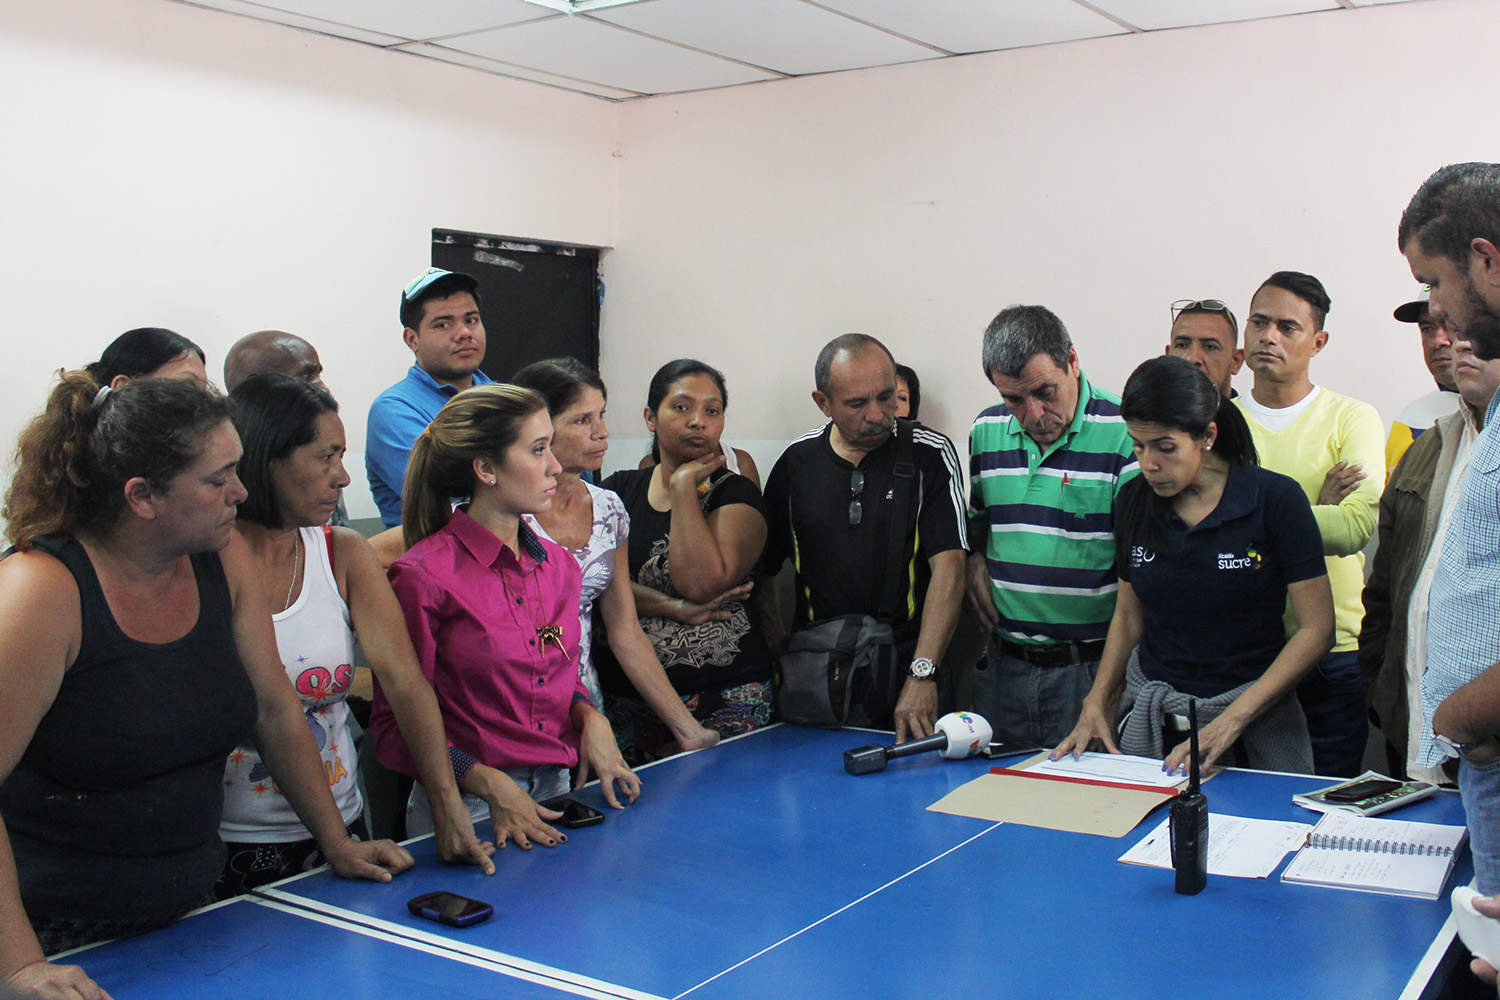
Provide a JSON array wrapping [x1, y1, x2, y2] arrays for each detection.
[[1296, 649, 1368, 777], [972, 637, 1099, 747], [405, 765, 570, 837], [1461, 757, 1500, 895]]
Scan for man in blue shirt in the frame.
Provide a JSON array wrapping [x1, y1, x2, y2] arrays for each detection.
[[1401, 163, 1500, 902], [366, 268, 493, 527]]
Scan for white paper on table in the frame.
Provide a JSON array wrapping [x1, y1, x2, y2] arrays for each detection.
[[1026, 751, 1186, 789], [1119, 814, 1314, 878]]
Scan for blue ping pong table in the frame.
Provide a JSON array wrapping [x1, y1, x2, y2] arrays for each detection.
[[58, 896, 595, 999], [73, 724, 1470, 999]]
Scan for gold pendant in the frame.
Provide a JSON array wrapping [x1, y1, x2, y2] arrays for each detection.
[[537, 625, 571, 665]]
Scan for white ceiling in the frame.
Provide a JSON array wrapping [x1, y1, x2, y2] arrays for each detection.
[[167, 0, 1424, 102]]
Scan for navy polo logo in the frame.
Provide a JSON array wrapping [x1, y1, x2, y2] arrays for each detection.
[[1217, 547, 1263, 571]]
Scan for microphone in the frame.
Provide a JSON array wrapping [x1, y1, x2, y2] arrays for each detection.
[[1169, 699, 1208, 895], [844, 712, 993, 775]]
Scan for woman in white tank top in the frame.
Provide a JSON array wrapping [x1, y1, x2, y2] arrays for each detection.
[[218, 374, 499, 897]]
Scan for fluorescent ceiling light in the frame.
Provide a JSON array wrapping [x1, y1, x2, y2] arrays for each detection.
[[517, 0, 653, 12]]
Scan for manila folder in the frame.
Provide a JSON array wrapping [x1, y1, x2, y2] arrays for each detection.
[[928, 759, 1179, 838]]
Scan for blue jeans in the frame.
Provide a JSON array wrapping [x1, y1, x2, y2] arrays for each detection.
[[1296, 649, 1367, 778], [1461, 757, 1500, 895], [972, 637, 1099, 747]]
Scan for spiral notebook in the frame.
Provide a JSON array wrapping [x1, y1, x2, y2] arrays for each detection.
[[1280, 810, 1468, 899]]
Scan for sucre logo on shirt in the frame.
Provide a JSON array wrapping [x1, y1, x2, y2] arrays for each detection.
[[1130, 545, 1155, 568], [1218, 547, 1262, 571]]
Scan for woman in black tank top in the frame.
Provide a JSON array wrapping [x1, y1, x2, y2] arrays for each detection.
[[0, 374, 414, 998]]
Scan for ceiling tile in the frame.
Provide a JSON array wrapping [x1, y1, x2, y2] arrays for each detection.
[[440, 16, 781, 95], [590, 0, 940, 76], [168, 0, 1426, 99], [398, 42, 643, 99], [812, 0, 1129, 54], [171, 0, 407, 44], [186, 0, 555, 42], [1087, 0, 1338, 32]]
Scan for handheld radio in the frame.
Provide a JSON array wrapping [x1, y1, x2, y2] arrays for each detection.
[[1169, 698, 1208, 895]]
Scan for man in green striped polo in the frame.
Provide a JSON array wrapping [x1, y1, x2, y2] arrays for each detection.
[[965, 305, 1138, 746]]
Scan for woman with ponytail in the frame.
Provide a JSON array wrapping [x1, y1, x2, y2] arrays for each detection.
[[0, 373, 410, 999], [84, 327, 208, 387], [1053, 356, 1334, 773], [370, 384, 639, 851]]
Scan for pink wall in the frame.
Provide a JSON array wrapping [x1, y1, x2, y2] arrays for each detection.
[[607, 0, 1491, 457], [0, 0, 618, 517], [2, 0, 1490, 504]]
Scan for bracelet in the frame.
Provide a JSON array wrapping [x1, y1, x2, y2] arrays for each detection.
[[448, 746, 478, 786]]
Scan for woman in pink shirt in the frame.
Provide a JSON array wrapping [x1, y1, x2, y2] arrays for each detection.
[[372, 384, 640, 850]]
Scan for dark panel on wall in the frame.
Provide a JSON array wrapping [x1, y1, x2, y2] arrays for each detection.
[[431, 230, 602, 382]]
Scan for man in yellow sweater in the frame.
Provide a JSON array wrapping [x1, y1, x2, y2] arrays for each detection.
[[1235, 271, 1384, 777]]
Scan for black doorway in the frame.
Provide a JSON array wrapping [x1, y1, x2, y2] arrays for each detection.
[[431, 230, 602, 381]]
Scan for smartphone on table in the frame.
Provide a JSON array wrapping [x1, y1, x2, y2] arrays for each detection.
[[1324, 778, 1405, 803], [539, 795, 606, 829], [982, 741, 1045, 760], [407, 891, 494, 928]]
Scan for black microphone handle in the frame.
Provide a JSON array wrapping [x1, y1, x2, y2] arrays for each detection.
[[884, 731, 950, 760]]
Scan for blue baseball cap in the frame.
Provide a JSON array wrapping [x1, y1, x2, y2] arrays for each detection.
[[402, 267, 478, 303]]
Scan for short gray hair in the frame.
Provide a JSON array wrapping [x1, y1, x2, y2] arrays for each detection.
[[981, 305, 1073, 380]]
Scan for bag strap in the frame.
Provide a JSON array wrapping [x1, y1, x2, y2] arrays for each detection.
[[322, 523, 335, 573], [877, 418, 918, 622]]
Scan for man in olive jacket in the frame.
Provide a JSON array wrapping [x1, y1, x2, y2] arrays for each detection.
[[1361, 338, 1500, 782]]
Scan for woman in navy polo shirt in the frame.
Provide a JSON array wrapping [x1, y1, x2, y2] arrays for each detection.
[[1053, 356, 1334, 773]]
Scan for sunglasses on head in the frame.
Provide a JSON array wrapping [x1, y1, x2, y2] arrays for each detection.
[[1170, 299, 1238, 331]]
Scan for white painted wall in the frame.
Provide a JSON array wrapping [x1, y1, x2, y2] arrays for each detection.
[[606, 0, 1494, 463], [2, 0, 1492, 512], [0, 0, 617, 518]]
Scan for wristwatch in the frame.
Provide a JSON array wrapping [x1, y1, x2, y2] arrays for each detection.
[[908, 656, 937, 680], [1435, 733, 1492, 761]]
